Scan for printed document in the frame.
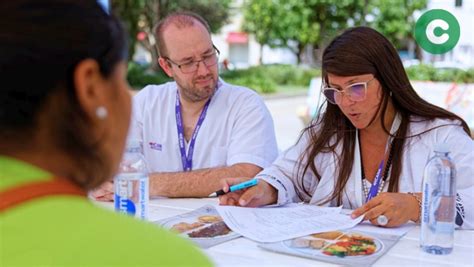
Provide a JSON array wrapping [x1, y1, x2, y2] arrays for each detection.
[[215, 204, 364, 242]]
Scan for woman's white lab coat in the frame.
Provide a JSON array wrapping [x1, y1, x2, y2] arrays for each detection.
[[257, 117, 474, 229]]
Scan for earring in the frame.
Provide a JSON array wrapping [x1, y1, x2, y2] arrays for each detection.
[[389, 91, 393, 97], [96, 106, 108, 120]]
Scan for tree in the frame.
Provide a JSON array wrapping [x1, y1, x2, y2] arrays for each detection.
[[111, 0, 146, 61], [369, 0, 428, 60], [242, 0, 366, 64], [242, 0, 321, 64], [111, 0, 232, 70], [305, 0, 366, 63], [275, 0, 320, 64], [241, 0, 280, 64]]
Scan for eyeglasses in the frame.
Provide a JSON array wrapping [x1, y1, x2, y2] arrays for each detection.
[[164, 45, 220, 74], [322, 77, 376, 105]]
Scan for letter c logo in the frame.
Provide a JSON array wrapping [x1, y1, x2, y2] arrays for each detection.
[[415, 9, 460, 54], [426, 19, 449, 45]]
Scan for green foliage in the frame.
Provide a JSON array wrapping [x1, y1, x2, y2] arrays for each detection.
[[111, 0, 146, 61], [370, 0, 428, 49], [405, 64, 436, 81], [405, 65, 474, 83], [220, 64, 321, 93], [127, 62, 171, 89], [221, 64, 474, 94], [220, 67, 277, 94], [260, 65, 321, 86], [242, 0, 427, 63], [242, 0, 279, 47], [242, 0, 319, 47], [166, 0, 232, 33], [127, 63, 320, 94], [458, 68, 474, 83], [242, 0, 367, 63], [127, 63, 474, 94], [112, 0, 232, 69]]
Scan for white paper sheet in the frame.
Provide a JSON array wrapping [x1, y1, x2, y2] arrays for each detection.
[[215, 204, 364, 242], [340, 209, 416, 237], [352, 221, 416, 237]]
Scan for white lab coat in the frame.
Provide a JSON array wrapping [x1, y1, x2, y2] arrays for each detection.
[[257, 116, 474, 229], [129, 79, 279, 172]]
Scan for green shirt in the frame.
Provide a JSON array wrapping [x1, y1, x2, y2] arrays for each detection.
[[0, 156, 212, 266]]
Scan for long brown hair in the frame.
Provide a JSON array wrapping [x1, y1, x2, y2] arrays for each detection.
[[296, 27, 470, 206]]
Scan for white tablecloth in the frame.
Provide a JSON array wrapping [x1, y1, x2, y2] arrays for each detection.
[[95, 197, 474, 266]]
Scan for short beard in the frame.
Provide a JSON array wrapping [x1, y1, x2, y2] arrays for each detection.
[[177, 76, 216, 102]]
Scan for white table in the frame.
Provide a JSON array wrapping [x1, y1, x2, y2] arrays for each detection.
[[97, 198, 474, 266]]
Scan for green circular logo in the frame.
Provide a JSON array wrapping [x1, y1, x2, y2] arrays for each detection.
[[415, 9, 460, 54]]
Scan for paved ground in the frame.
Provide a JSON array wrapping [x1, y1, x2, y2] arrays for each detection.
[[263, 95, 307, 151]]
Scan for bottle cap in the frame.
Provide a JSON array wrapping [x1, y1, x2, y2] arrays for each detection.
[[433, 142, 450, 153]]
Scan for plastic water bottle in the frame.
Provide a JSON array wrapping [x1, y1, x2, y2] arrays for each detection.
[[421, 143, 456, 255], [114, 140, 149, 220]]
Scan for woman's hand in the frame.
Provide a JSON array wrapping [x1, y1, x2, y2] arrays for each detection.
[[351, 192, 420, 227], [218, 177, 277, 207]]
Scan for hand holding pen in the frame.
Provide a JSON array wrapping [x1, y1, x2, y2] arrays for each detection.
[[209, 178, 259, 197], [215, 177, 278, 207]]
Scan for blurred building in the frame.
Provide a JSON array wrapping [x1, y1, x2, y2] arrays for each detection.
[[422, 0, 474, 68], [131, 0, 473, 69], [211, 0, 296, 69], [213, 0, 474, 69]]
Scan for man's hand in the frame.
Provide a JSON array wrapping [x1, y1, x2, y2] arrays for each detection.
[[90, 180, 114, 202], [150, 163, 262, 198]]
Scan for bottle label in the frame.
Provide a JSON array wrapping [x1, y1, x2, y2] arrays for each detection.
[[114, 173, 148, 220], [115, 179, 137, 216], [139, 178, 148, 219], [422, 184, 430, 223]]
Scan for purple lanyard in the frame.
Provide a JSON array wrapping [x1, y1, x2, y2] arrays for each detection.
[[365, 139, 392, 202], [365, 158, 386, 202], [175, 91, 212, 172]]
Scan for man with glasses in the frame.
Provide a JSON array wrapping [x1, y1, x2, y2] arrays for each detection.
[[93, 11, 278, 200]]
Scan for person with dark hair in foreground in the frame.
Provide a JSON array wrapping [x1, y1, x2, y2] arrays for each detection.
[[0, 1, 211, 266], [219, 27, 474, 229]]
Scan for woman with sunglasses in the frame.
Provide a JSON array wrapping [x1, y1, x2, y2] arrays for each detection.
[[219, 27, 474, 229], [0, 1, 211, 266]]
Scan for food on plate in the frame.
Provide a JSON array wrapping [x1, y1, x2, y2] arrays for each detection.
[[198, 215, 223, 223], [311, 231, 344, 240], [291, 238, 310, 248], [188, 221, 231, 238], [170, 222, 204, 233], [322, 234, 376, 257], [309, 239, 326, 249]]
